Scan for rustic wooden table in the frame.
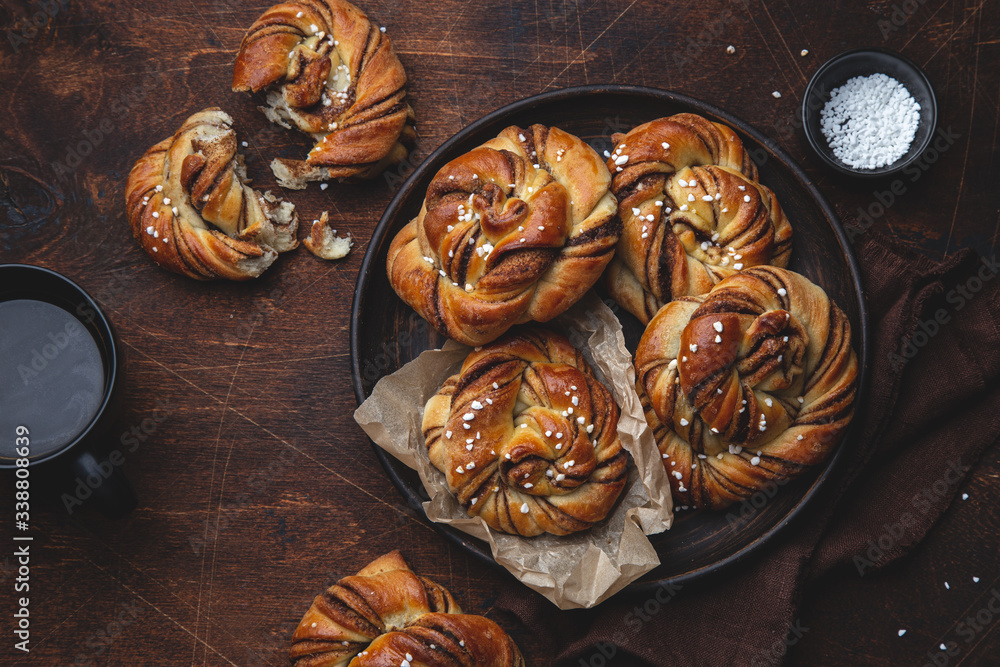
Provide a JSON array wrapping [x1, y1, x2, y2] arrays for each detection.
[[2, 0, 998, 665]]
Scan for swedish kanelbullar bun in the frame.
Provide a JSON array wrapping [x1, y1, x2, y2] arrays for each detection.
[[634, 266, 858, 510], [387, 124, 619, 346], [233, 0, 415, 189]]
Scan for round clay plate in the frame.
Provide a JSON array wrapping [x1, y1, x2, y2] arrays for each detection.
[[351, 85, 869, 595]]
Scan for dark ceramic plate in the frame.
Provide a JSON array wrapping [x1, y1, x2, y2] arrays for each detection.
[[351, 85, 869, 595]]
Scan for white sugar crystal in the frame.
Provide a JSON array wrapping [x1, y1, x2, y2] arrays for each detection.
[[820, 73, 921, 170]]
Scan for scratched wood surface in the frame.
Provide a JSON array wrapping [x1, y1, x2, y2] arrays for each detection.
[[0, 0, 998, 665]]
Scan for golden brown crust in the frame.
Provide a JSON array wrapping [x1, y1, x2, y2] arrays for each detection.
[[603, 114, 792, 323], [608, 113, 758, 188], [422, 328, 628, 536], [387, 124, 619, 346], [124, 108, 298, 281], [232, 0, 415, 184], [634, 266, 858, 510], [290, 551, 525, 667]]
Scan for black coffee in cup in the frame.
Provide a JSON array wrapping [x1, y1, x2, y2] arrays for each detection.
[[0, 299, 106, 460], [1, 264, 136, 517]]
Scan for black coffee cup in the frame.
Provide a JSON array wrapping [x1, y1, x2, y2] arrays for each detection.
[[0, 264, 137, 518]]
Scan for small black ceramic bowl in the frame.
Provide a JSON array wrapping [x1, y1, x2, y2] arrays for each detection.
[[802, 48, 937, 179]]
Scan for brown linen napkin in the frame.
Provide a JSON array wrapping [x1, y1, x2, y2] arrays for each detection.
[[494, 230, 1000, 666]]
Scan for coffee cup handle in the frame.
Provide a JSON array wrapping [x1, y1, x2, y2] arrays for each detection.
[[68, 450, 138, 518]]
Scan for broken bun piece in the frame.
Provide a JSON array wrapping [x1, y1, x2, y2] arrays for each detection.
[[125, 108, 298, 281], [303, 211, 353, 260], [232, 0, 415, 189]]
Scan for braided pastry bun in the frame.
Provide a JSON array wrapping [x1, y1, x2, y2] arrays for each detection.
[[634, 266, 857, 510], [387, 124, 619, 346], [125, 108, 298, 281], [290, 551, 525, 667], [603, 114, 792, 323], [422, 328, 628, 536], [232, 0, 415, 189]]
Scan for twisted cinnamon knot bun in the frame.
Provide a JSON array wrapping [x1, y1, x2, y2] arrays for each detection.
[[422, 329, 628, 536], [387, 124, 619, 346], [291, 551, 524, 667], [603, 114, 792, 323], [125, 108, 298, 281], [232, 0, 415, 188], [634, 266, 857, 510]]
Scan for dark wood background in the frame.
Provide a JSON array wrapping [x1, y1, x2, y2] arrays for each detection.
[[2, 0, 998, 665]]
